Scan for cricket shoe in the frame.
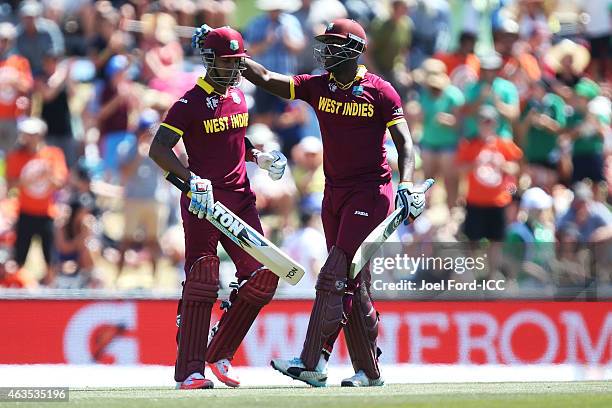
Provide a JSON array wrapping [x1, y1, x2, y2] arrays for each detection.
[[176, 372, 214, 390], [341, 370, 384, 387], [208, 359, 240, 388], [270, 356, 327, 387]]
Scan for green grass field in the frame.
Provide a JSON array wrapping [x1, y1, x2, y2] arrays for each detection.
[[4, 382, 611, 408]]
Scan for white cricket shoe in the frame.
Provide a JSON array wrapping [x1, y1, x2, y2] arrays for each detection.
[[341, 370, 384, 387], [270, 356, 328, 387], [175, 372, 214, 390], [208, 358, 240, 388]]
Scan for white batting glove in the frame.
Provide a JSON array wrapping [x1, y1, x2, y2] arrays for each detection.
[[188, 173, 214, 219], [255, 150, 287, 181], [395, 181, 426, 224]]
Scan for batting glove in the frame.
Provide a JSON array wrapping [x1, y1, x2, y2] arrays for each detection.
[[395, 181, 426, 224], [255, 150, 287, 181], [192, 24, 213, 50], [188, 173, 214, 219]]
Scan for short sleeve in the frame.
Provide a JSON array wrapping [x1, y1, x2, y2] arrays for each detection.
[[5, 152, 21, 181], [378, 80, 406, 128], [501, 82, 519, 105], [455, 140, 473, 163], [160, 98, 191, 137], [447, 86, 465, 108], [52, 149, 68, 183], [291, 74, 315, 102], [501, 140, 523, 161]]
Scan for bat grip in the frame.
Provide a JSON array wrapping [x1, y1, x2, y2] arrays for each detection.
[[165, 172, 192, 197]]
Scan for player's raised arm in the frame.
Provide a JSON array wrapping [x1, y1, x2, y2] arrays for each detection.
[[242, 58, 293, 100], [149, 125, 190, 182]]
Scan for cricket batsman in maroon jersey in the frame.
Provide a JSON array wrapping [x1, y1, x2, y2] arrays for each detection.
[[148, 27, 288, 390], [194, 19, 427, 387]]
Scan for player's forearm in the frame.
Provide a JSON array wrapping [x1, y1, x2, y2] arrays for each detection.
[[243, 59, 292, 99], [149, 128, 190, 181], [390, 122, 415, 181]]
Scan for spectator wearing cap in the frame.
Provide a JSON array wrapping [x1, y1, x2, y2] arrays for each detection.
[[413, 58, 465, 209], [367, 0, 412, 95], [557, 181, 612, 244], [433, 31, 480, 91], [456, 106, 523, 272], [517, 78, 567, 192], [503, 187, 556, 286], [15, 0, 65, 77], [245, 0, 305, 124], [0, 22, 33, 154], [462, 52, 519, 140], [116, 109, 167, 284], [565, 79, 608, 184], [493, 18, 541, 102], [98, 54, 139, 182], [5, 117, 68, 286], [36, 49, 76, 168]]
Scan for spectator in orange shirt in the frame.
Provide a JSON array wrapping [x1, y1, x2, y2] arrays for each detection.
[[0, 250, 28, 288], [433, 31, 480, 90], [6, 117, 68, 286], [494, 19, 541, 102], [457, 106, 523, 274], [0, 22, 33, 154], [458, 106, 523, 233]]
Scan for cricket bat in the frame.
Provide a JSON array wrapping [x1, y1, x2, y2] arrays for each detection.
[[349, 178, 435, 279], [165, 172, 305, 285]]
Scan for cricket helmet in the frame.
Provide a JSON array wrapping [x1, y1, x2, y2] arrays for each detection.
[[200, 27, 249, 87], [314, 19, 367, 70]]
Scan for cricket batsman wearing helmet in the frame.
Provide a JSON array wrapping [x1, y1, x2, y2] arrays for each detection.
[[194, 18, 428, 387], [149, 27, 287, 390]]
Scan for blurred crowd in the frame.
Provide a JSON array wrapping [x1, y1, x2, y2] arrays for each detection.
[[0, 0, 610, 297]]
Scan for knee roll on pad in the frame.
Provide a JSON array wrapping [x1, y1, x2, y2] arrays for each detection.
[[300, 246, 348, 370], [238, 268, 279, 306], [183, 256, 220, 303], [206, 269, 278, 362], [344, 283, 381, 380]]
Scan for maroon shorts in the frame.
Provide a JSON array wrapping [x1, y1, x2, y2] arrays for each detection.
[[322, 181, 394, 260], [180, 189, 263, 278]]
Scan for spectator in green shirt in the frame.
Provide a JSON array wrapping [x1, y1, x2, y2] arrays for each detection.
[[517, 79, 567, 192], [367, 0, 412, 97], [413, 58, 465, 209], [503, 187, 556, 287], [565, 79, 608, 184], [462, 52, 520, 140]]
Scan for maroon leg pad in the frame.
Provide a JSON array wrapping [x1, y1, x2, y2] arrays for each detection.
[[343, 267, 381, 379], [300, 246, 348, 370], [174, 256, 220, 382], [206, 268, 278, 362]]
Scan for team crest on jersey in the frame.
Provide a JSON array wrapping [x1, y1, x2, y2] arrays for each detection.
[[328, 82, 337, 93], [352, 85, 364, 96], [230, 91, 241, 104], [229, 40, 239, 51], [206, 96, 219, 109]]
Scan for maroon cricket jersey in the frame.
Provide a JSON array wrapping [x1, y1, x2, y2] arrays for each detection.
[[290, 65, 406, 187], [161, 77, 251, 192]]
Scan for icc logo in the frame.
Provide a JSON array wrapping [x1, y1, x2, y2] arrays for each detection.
[[206, 96, 219, 110]]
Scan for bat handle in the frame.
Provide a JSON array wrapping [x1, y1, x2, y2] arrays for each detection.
[[165, 171, 192, 197], [422, 178, 435, 192]]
